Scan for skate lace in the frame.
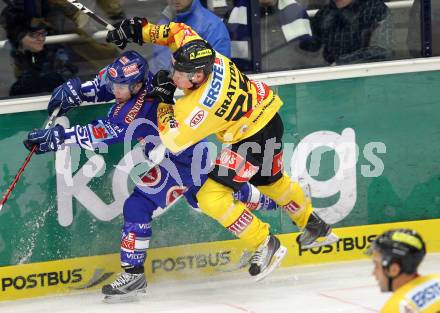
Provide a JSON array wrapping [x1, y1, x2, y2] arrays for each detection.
[[111, 273, 132, 288], [304, 213, 321, 232], [251, 243, 268, 266]]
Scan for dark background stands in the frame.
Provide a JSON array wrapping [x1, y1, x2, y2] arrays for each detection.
[[0, 5, 77, 96], [407, 0, 440, 57], [301, 0, 393, 65]]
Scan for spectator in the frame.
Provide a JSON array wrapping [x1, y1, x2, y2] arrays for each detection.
[[301, 0, 393, 65], [226, 0, 316, 72], [367, 228, 440, 312], [0, 5, 78, 96], [7, 0, 121, 74], [149, 0, 231, 74]]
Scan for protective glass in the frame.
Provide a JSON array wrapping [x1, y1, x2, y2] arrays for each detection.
[[170, 65, 195, 82], [106, 81, 132, 95]]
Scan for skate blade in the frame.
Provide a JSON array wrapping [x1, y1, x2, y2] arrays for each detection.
[[301, 232, 339, 249], [254, 245, 288, 282], [103, 289, 146, 303]]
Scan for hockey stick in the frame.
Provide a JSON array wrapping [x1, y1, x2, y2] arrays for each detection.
[[0, 107, 61, 211], [65, 0, 115, 31]]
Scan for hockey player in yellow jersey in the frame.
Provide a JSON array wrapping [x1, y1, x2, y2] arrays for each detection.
[[368, 229, 440, 313], [106, 17, 338, 280]]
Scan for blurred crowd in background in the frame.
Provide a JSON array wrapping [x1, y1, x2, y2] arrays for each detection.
[[0, 0, 438, 99]]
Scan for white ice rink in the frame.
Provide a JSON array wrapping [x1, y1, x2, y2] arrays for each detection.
[[2, 254, 439, 313]]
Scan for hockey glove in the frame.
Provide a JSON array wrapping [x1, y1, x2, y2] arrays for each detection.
[[47, 77, 83, 116], [106, 17, 147, 49], [149, 70, 176, 104], [23, 124, 66, 154]]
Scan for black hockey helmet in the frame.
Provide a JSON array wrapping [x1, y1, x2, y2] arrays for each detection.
[[172, 39, 215, 75], [368, 228, 426, 274]]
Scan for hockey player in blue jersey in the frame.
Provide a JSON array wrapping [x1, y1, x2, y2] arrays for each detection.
[[24, 50, 276, 301]]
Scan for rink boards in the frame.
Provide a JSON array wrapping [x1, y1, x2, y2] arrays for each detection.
[[1, 59, 440, 302], [0, 66, 440, 268], [1, 218, 439, 301]]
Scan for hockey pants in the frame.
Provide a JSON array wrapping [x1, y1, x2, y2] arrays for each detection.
[[196, 114, 313, 250]]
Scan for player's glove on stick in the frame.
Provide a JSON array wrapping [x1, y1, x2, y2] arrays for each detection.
[[106, 17, 147, 49], [149, 70, 176, 104], [23, 125, 66, 154], [47, 77, 83, 116]]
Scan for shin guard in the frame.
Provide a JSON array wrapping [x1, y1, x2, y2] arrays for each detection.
[[120, 221, 151, 269]]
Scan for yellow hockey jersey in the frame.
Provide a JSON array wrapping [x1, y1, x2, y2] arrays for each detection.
[[381, 274, 440, 313], [141, 22, 283, 153]]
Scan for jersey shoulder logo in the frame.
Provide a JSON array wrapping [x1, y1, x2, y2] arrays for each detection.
[[407, 279, 440, 310], [199, 57, 225, 108]]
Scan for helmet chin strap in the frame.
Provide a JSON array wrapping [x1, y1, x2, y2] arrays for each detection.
[[384, 266, 401, 292], [386, 276, 393, 292], [186, 72, 197, 90]]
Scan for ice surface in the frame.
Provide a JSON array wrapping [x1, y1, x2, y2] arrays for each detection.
[[1, 254, 439, 313]]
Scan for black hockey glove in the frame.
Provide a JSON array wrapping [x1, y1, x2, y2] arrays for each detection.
[[149, 70, 176, 104], [106, 17, 147, 50], [47, 77, 83, 116], [23, 125, 66, 154]]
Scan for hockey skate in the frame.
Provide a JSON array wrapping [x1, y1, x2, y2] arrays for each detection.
[[248, 234, 287, 282], [102, 272, 147, 303], [297, 212, 339, 249]]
